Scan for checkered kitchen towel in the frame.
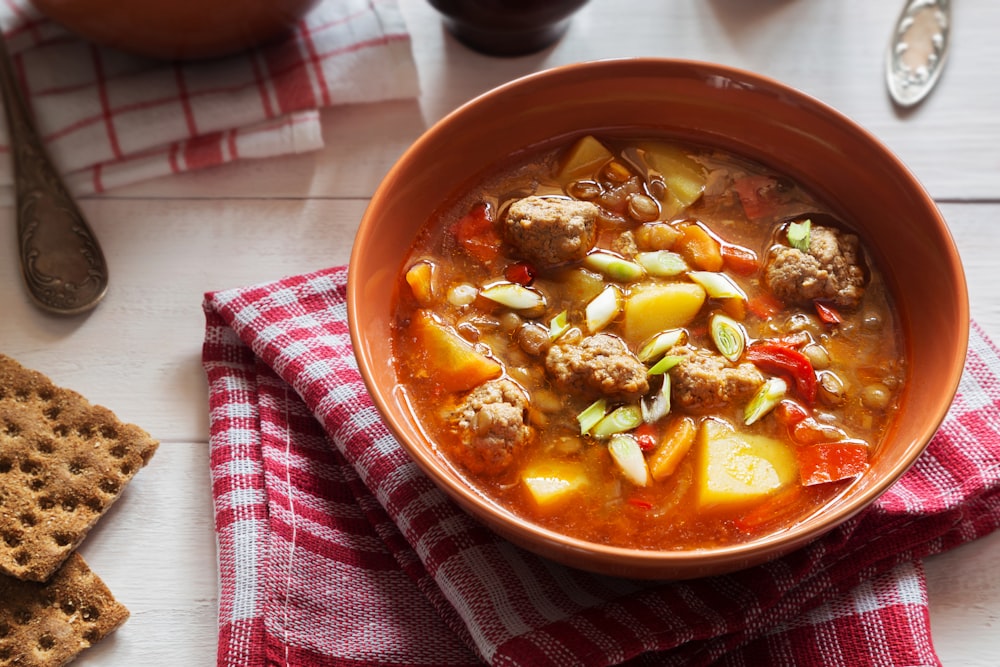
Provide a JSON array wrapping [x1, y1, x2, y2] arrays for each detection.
[[0, 0, 417, 199], [202, 265, 1000, 666]]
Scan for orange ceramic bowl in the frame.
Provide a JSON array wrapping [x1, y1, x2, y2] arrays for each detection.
[[347, 59, 968, 579], [32, 0, 319, 60]]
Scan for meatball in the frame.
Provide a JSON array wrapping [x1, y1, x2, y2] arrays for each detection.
[[452, 378, 531, 475], [765, 224, 866, 309], [503, 196, 598, 267], [668, 345, 765, 412], [545, 333, 649, 400]]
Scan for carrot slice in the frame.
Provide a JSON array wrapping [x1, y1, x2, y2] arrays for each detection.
[[407, 310, 502, 392], [674, 223, 723, 271], [721, 244, 759, 276], [648, 416, 697, 481]]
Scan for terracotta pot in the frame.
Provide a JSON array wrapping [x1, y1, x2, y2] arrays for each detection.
[[32, 0, 320, 60]]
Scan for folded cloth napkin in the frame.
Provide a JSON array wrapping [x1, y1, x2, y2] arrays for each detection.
[[203, 265, 1000, 666], [0, 0, 418, 199]]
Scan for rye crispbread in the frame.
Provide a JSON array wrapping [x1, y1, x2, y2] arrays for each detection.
[[0, 551, 129, 667], [0, 353, 159, 582]]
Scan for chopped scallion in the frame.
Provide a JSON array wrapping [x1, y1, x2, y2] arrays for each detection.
[[688, 271, 747, 300], [585, 285, 622, 332], [479, 282, 546, 310], [744, 377, 788, 425], [582, 251, 646, 282], [548, 310, 571, 341], [577, 398, 608, 435], [788, 219, 812, 251], [641, 375, 671, 424], [637, 329, 688, 363], [591, 404, 643, 439], [635, 250, 688, 277], [608, 434, 650, 486], [710, 313, 747, 362], [647, 354, 684, 376]]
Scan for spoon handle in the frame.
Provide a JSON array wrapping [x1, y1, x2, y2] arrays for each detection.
[[886, 0, 951, 107], [0, 33, 108, 314]]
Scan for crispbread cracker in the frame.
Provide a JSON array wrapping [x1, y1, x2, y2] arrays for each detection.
[[0, 354, 158, 582], [0, 551, 129, 667]]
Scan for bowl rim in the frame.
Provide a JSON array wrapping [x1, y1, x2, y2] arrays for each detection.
[[348, 57, 970, 577]]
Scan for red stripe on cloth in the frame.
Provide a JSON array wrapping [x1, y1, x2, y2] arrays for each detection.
[[218, 618, 267, 667], [263, 40, 316, 114], [297, 18, 332, 108], [212, 505, 269, 531], [3, 0, 42, 43], [227, 129, 240, 160], [174, 63, 199, 137], [182, 132, 224, 171], [249, 53, 276, 120], [89, 45, 122, 159], [168, 142, 181, 174], [91, 163, 104, 193]]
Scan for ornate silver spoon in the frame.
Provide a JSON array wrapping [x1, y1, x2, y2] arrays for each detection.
[[886, 0, 951, 107], [0, 33, 108, 314]]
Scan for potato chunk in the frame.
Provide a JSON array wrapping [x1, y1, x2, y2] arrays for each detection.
[[696, 418, 797, 507], [624, 282, 706, 345], [522, 461, 589, 508]]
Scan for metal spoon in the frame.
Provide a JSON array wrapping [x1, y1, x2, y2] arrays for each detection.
[[886, 0, 951, 107], [0, 33, 108, 314]]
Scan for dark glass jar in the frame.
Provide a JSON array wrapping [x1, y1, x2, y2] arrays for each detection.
[[427, 0, 590, 56]]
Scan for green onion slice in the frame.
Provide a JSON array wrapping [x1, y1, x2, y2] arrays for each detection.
[[585, 285, 622, 333], [710, 313, 747, 362], [688, 271, 747, 301], [788, 219, 812, 251], [548, 310, 571, 341], [608, 434, 650, 486], [577, 398, 608, 435], [637, 329, 688, 363], [582, 251, 646, 282], [744, 377, 788, 425], [591, 404, 643, 439], [647, 354, 684, 376], [479, 282, 546, 310], [635, 251, 688, 277], [641, 375, 671, 424]]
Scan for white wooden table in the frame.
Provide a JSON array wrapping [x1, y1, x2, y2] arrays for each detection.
[[2, 0, 998, 664]]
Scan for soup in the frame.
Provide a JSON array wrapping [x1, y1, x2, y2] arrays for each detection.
[[390, 134, 906, 550]]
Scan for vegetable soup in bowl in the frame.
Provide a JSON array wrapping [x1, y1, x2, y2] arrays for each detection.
[[347, 59, 968, 579]]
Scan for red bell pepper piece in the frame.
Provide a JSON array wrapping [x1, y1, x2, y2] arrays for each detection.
[[773, 399, 810, 428], [451, 203, 501, 263], [746, 292, 784, 320], [814, 300, 843, 325], [796, 441, 869, 486], [627, 497, 653, 510], [632, 422, 658, 452], [746, 341, 818, 404], [504, 262, 536, 286]]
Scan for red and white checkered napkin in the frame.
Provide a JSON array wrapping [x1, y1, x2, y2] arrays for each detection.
[[202, 265, 1000, 667], [0, 0, 417, 198]]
